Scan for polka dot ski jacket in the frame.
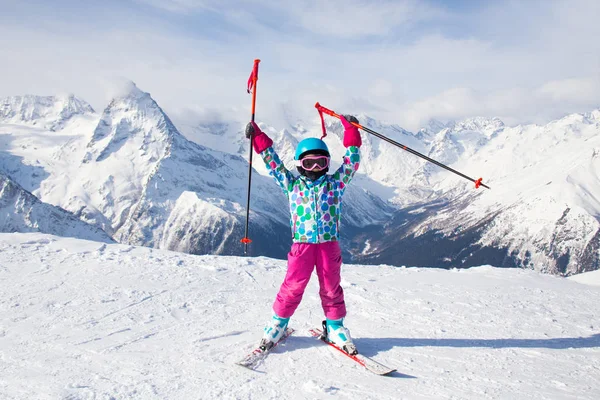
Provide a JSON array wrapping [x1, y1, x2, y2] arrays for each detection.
[[259, 146, 360, 243]]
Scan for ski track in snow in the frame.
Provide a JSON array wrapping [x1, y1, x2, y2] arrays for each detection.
[[1, 233, 599, 400]]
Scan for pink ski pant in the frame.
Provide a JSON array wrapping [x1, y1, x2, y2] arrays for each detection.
[[273, 241, 346, 320]]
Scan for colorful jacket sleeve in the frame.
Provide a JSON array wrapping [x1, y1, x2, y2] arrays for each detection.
[[260, 146, 296, 195], [332, 146, 360, 191]]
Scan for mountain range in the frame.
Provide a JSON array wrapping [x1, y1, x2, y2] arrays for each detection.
[[1, 83, 599, 275]]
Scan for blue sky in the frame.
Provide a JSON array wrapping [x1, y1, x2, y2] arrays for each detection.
[[1, 0, 599, 131]]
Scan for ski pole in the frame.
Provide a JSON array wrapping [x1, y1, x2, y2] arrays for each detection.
[[315, 102, 490, 190], [241, 59, 261, 254]]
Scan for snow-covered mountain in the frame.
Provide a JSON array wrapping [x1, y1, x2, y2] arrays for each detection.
[[1, 233, 599, 399], [355, 111, 600, 275], [0, 85, 392, 258], [0, 94, 95, 131], [2, 85, 600, 274], [0, 173, 113, 242], [177, 104, 600, 274], [0, 88, 288, 257]]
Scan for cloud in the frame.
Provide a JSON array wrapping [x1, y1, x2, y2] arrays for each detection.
[[132, 0, 218, 13], [276, 0, 444, 39], [397, 76, 600, 130], [132, 0, 443, 38], [0, 0, 599, 135], [368, 79, 394, 98], [538, 78, 600, 104]]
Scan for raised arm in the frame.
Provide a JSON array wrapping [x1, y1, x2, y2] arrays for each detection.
[[246, 121, 295, 194], [332, 115, 361, 190]]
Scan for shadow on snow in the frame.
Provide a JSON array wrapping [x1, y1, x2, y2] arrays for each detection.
[[356, 333, 600, 357]]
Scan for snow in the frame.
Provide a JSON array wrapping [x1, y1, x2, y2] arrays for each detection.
[[0, 173, 113, 243], [0, 94, 95, 131], [1, 233, 599, 399], [568, 269, 600, 287]]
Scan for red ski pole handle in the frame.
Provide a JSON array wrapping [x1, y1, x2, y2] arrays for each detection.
[[250, 59, 260, 117], [315, 102, 364, 130], [315, 102, 338, 118]]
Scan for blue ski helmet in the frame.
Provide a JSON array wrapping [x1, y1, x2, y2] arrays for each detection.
[[294, 138, 330, 160]]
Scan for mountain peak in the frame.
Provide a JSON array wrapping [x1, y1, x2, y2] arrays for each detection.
[[102, 81, 159, 115], [105, 80, 145, 100], [449, 116, 505, 139], [453, 116, 504, 130], [421, 118, 448, 134], [0, 94, 95, 129], [85, 82, 180, 163]]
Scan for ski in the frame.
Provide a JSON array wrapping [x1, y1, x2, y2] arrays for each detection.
[[309, 328, 396, 376], [236, 328, 295, 370]]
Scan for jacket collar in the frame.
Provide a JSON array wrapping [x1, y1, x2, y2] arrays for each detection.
[[299, 174, 327, 187]]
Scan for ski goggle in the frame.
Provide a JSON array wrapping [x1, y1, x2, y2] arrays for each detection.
[[295, 155, 330, 171]]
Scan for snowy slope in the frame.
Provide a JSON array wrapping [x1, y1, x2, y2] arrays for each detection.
[[0, 174, 113, 243], [568, 269, 600, 287], [0, 233, 599, 400]]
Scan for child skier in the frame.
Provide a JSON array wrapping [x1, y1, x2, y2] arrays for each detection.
[[245, 114, 362, 354]]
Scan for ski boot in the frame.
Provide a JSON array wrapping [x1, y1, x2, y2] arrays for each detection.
[[323, 318, 357, 355], [259, 314, 290, 350]]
